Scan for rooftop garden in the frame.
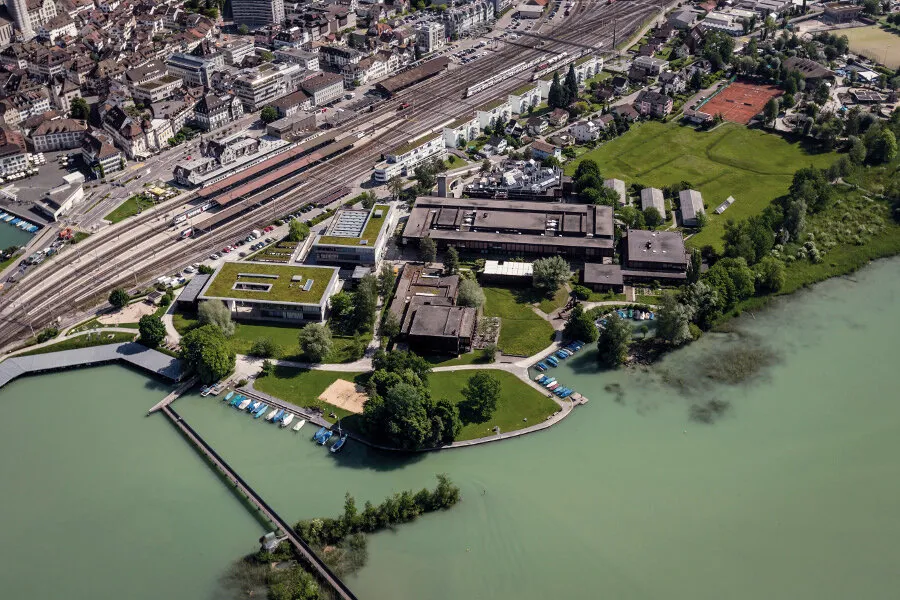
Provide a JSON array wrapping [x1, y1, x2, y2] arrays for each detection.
[[201, 262, 335, 304], [316, 204, 389, 246]]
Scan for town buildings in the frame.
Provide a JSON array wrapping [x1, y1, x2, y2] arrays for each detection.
[[194, 93, 245, 131], [233, 62, 302, 110], [232, 0, 285, 27], [373, 133, 445, 182], [679, 189, 705, 226], [27, 118, 87, 152]]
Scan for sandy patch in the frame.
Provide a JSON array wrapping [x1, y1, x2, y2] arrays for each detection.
[[318, 379, 368, 414], [97, 301, 157, 325]]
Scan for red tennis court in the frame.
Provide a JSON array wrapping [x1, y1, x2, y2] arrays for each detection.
[[700, 82, 782, 124]]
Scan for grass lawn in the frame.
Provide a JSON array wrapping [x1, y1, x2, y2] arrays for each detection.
[[445, 154, 467, 170], [428, 370, 559, 441], [0, 254, 17, 272], [425, 351, 492, 367], [537, 286, 569, 314], [16, 332, 136, 356], [253, 366, 367, 423], [567, 122, 837, 250], [104, 195, 155, 224], [483, 286, 555, 356], [587, 291, 626, 302], [841, 25, 900, 69]]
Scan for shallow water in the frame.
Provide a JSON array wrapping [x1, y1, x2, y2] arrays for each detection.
[[0, 219, 32, 249], [1, 259, 899, 599]]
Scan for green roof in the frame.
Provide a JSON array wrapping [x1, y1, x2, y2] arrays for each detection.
[[393, 134, 441, 155], [511, 83, 538, 96], [317, 204, 390, 246], [201, 262, 335, 304], [478, 97, 508, 112], [447, 115, 475, 129], [574, 55, 594, 66]]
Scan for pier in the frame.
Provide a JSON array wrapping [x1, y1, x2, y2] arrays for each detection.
[[147, 375, 198, 414], [0, 342, 183, 389], [161, 404, 358, 600]]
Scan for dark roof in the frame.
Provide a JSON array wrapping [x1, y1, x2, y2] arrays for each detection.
[[375, 57, 450, 95], [625, 229, 688, 266], [176, 274, 211, 304], [300, 72, 344, 93], [783, 57, 835, 80], [583, 263, 624, 286], [408, 304, 476, 339], [270, 89, 310, 108]]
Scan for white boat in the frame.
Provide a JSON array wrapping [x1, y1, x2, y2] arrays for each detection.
[[237, 398, 252, 410], [292, 419, 306, 432], [280, 413, 294, 428], [266, 408, 279, 421]]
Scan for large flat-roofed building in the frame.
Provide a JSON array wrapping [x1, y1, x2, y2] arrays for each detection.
[[402, 197, 615, 259], [823, 2, 863, 22], [232, 0, 284, 26], [373, 133, 445, 183], [197, 262, 340, 323], [310, 203, 394, 266], [622, 229, 688, 283]]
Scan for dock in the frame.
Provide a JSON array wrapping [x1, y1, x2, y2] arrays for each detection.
[[238, 386, 331, 429], [160, 404, 358, 600], [0, 342, 183, 389], [147, 375, 198, 414]]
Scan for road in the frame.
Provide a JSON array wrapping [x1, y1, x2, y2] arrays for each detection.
[[0, 1, 660, 352]]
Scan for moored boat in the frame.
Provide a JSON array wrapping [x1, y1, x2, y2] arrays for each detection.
[[223, 391, 234, 402], [330, 435, 347, 453], [281, 413, 294, 428], [237, 398, 252, 410], [254, 403, 269, 418], [318, 430, 334, 445], [266, 408, 279, 421], [229, 394, 243, 407], [272, 409, 285, 423], [292, 419, 306, 431], [247, 401, 260, 412]]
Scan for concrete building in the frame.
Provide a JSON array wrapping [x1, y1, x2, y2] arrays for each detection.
[[679, 189, 705, 226], [81, 131, 123, 178], [231, 0, 285, 27], [442, 0, 494, 38], [443, 115, 481, 148], [166, 51, 225, 87], [233, 62, 302, 111], [193, 93, 244, 131], [27, 118, 87, 152], [132, 74, 183, 103], [373, 133, 445, 182], [310, 203, 394, 266], [402, 197, 615, 259], [604, 178, 627, 206], [197, 262, 340, 323], [416, 21, 445, 54], [221, 38, 256, 66], [640, 187, 665, 221], [0, 126, 27, 176], [300, 71, 345, 105], [622, 229, 688, 282], [274, 48, 320, 71], [823, 1, 863, 23], [36, 182, 84, 222]]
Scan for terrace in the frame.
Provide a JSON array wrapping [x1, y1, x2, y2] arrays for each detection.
[[316, 204, 389, 246], [200, 262, 336, 304]]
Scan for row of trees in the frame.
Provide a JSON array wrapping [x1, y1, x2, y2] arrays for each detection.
[[548, 64, 580, 110], [573, 159, 621, 206]]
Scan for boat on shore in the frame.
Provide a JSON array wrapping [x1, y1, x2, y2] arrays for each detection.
[[330, 435, 347, 453], [292, 419, 306, 431], [281, 413, 294, 428]]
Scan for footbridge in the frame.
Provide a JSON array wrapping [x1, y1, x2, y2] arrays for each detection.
[[161, 404, 358, 600]]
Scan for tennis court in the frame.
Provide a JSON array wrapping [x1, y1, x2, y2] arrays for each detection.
[[700, 82, 782, 124]]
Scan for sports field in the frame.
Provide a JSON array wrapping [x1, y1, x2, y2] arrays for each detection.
[[567, 122, 837, 249], [841, 25, 900, 69], [701, 82, 782, 124]]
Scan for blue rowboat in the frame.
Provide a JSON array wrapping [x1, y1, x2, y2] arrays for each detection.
[[253, 403, 268, 418], [649, 312, 655, 320], [546, 356, 558, 366], [229, 394, 243, 407], [248, 401, 260, 412], [330, 435, 347, 453], [318, 430, 334, 445], [10, 218, 19, 225], [223, 391, 234, 402], [313, 426, 327, 441], [273, 409, 285, 422]]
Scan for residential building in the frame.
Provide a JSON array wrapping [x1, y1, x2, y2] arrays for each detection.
[[269, 89, 311, 118], [416, 21, 445, 54], [221, 38, 256, 66], [233, 62, 302, 110], [132, 74, 183, 103], [343, 50, 399, 88], [634, 89, 673, 118], [442, 0, 494, 38], [166, 50, 225, 87], [310, 203, 394, 266], [193, 93, 245, 131], [443, 114, 480, 148], [81, 130, 123, 178], [699, 12, 744, 36], [232, 0, 285, 27], [659, 70, 685, 95], [373, 132, 444, 182], [0, 126, 28, 175], [28, 118, 87, 152], [36, 14, 76, 41], [508, 82, 541, 114], [476, 98, 512, 130], [273, 48, 320, 71], [547, 108, 569, 127], [640, 187, 665, 220], [679, 189, 705, 226], [151, 100, 193, 135], [571, 119, 601, 143], [196, 262, 340, 323], [571, 55, 603, 85], [530, 140, 560, 161], [526, 115, 548, 136], [402, 197, 615, 259], [318, 45, 361, 70], [300, 71, 344, 105]]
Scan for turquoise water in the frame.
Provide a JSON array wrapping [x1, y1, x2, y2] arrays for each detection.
[[0, 219, 32, 249], [1, 259, 899, 599]]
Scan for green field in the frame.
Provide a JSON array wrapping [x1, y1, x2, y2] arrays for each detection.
[[841, 25, 900, 69], [483, 287, 555, 356], [537, 286, 569, 315], [16, 332, 136, 356], [104, 195, 155, 224], [203, 262, 334, 303], [566, 122, 837, 249], [428, 370, 559, 441], [445, 154, 468, 170], [254, 366, 560, 442]]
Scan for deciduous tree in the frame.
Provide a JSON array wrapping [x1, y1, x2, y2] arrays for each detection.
[[460, 372, 501, 423], [138, 315, 166, 348], [298, 323, 333, 363], [596, 312, 630, 367], [198, 299, 235, 336], [109, 288, 129, 309], [532, 255, 570, 295], [457, 279, 485, 308]]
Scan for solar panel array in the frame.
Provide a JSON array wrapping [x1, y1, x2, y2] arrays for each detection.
[[329, 210, 368, 237], [302, 279, 314, 292]]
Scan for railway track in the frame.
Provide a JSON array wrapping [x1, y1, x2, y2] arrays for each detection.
[[0, 2, 657, 350]]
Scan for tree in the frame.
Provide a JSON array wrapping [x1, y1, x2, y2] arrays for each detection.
[[418, 236, 436, 264], [680, 281, 721, 330], [870, 128, 898, 164], [359, 191, 378, 210], [563, 304, 598, 343], [237, 24, 249, 35], [198, 299, 235, 336], [687, 248, 703, 284], [755, 256, 786, 293], [548, 71, 566, 109], [364, 382, 433, 449], [138, 315, 166, 348], [381, 310, 401, 339], [596, 312, 630, 367], [584, 186, 619, 206], [481, 343, 497, 363], [790, 167, 833, 213], [249, 337, 281, 358], [260, 359, 275, 377], [180, 324, 235, 384], [352, 274, 379, 332], [429, 398, 462, 445], [444, 246, 459, 275], [298, 323, 333, 363], [763, 97, 780, 127], [643, 206, 664, 228], [457, 279, 485, 308], [413, 163, 437, 193], [532, 256, 570, 295], [378, 263, 396, 298], [655, 291, 693, 346], [574, 159, 601, 180], [564, 64, 578, 106], [849, 136, 867, 164], [459, 372, 501, 423], [288, 218, 310, 242], [260, 50, 274, 62], [70, 97, 89, 120], [109, 288, 129, 309], [260, 106, 279, 124], [387, 175, 405, 200], [480, 159, 492, 174], [269, 566, 320, 600], [690, 68, 703, 92]]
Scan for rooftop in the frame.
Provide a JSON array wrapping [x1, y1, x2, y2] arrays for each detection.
[[408, 304, 476, 339], [200, 262, 338, 305], [625, 229, 687, 265], [583, 263, 624, 286], [316, 204, 390, 246], [392, 133, 441, 156]]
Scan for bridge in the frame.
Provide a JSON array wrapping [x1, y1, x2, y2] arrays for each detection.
[[161, 404, 358, 600]]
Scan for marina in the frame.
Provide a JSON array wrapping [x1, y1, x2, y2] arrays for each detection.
[[0, 212, 39, 233]]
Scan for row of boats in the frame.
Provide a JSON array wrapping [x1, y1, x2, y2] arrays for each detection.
[[0, 213, 39, 233], [616, 308, 655, 321], [534, 374, 578, 398], [533, 340, 585, 371], [220, 390, 347, 453]]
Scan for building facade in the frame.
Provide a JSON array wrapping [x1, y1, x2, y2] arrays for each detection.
[[231, 0, 285, 27]]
